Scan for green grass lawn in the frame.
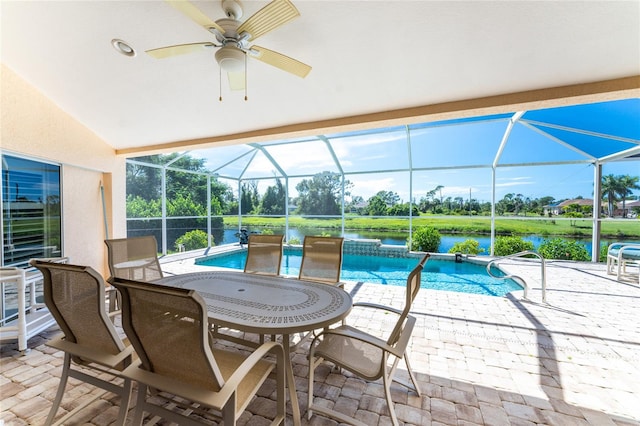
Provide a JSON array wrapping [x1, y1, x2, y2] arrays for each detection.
[[225, 215, 640, 239]]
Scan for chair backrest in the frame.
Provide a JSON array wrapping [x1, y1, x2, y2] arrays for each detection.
[[105, 236, 163, 281], [244, 234, 285, 275], [110, 277, 225, 391], [298, 236, 344, 284], [29, 260, 126, 356], [387, 254, 429, 346]]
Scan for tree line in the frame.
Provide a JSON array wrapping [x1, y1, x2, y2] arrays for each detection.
[[127, 155, 639, 219]]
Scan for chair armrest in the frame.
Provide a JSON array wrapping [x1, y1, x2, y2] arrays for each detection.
[[216, 341, 285, 403], [608, 242, 640, 252], [47, 334, 134, 368], [619, 244, 640, 260], [123, 341, 285, 410], [314, 324, 410, 359]]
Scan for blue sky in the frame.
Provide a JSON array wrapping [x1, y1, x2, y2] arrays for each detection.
[[343, 161, 640, 204], [213, 149, 639, 204], [197, 99, 640, 204]]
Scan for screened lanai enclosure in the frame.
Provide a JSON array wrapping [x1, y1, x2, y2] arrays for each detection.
[[126, 98, 640, 260]]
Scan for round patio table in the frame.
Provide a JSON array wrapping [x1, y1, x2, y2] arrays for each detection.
[[155, 270, 352, 426]]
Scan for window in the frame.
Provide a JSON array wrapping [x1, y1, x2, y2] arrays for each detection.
[[1, 154, 62, 267]]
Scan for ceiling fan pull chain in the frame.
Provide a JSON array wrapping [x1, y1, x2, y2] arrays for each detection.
[[219, 66, 223, 102]]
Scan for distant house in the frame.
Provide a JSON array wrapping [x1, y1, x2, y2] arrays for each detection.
[[544, 199, 595, 216], [621, 200, 640, 218]]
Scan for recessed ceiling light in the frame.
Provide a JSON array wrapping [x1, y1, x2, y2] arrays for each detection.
[[111, 39, 136, 57]]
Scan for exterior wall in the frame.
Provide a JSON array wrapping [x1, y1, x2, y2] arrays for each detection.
[[1, 65, 126, 276]]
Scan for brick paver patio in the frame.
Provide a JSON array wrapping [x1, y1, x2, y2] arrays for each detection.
[[1, 251, 639, 425]]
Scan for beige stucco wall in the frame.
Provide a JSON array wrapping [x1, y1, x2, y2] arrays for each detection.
[[1, 64, 126, 276]]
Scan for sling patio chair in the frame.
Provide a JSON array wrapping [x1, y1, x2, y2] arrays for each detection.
[[105, 235, 163, 312], [307, 253, 429, 426], [104, 235, 163, 281], [29, 260, 134, 426], [286, 236, 345, 346], [213, 233, 286, 345], [244, 234, 285, 276], [110, 276, 286, 426], [606, 242, 640, 284], [298, 236, 344, 285]]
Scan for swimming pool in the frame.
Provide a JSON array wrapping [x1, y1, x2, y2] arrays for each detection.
[[196, 250, 522, 297]]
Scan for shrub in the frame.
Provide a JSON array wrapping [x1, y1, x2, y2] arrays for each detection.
[[538, 238, 589, 261], [409, 226, 441, 252], [494, 236, 534, 256], [448, 239, 485, 255], [175, 229, 213, 251], [599, 243, 609, 263], [288, 237, 301, 245]]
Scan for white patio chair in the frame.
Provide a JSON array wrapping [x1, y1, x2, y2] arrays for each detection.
[[606, 242, 640, 284]]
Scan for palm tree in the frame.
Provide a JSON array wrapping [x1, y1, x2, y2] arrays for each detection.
[[618, 175, 640, 217], [601, 174, 621, 217]]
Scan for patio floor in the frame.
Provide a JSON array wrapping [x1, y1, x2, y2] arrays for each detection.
[[1, 249, 639, 425]]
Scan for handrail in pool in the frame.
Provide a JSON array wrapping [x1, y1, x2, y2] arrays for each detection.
[[487, 251, 547, 303]]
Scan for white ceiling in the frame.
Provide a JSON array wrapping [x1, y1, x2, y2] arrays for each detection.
[[2, 1, 639, 152]]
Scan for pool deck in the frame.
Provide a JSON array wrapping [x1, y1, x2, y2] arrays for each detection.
[[1, 246, 639, 425]]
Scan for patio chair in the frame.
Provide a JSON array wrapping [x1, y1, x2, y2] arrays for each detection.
[[244, 234, 285, 275], [105, 235, 163, 311], [0, 258, 66, 352], [606, 242, 640, 284], [298, 236, 344, 285], [105, 235, 163, 281], [110, 276, 286, 426], [29, 260, 134, 426], [307, 254, 429, 426]]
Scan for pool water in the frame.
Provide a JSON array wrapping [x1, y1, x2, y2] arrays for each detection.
[[196, 250, 522, 297]]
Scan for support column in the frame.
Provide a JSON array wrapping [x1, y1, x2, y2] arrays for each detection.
[[592, 162, 602, 262]]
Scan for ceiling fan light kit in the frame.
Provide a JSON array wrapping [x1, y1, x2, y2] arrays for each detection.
[[215, 45, 245, 72], [150, 0, 311, 99]]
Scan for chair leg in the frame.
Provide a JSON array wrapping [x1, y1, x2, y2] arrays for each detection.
[[222, 393, 237, 425], [307, 357, 315, 420], [382, 367, 399, 426], [45, 353, 72, 425], [403, 352, 422, 397], [618, 257, 624, 280], [116, 378, 133, 425], [133, 383, 147, 426]]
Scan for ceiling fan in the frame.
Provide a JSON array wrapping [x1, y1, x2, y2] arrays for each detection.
[[147, 0, 311, 94]]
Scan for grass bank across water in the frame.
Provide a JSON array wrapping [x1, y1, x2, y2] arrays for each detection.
[[225, 216, 640, 239]]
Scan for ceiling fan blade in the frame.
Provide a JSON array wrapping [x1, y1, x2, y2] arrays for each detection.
[[237, 0, 300, 41], [227, 71, 246, 91], [250, 45, 311, 78], [166, 0, 225, 34], [146, 42, 215, 59]]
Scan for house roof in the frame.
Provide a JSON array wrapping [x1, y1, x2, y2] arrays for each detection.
[[557, 199, 595, 207]]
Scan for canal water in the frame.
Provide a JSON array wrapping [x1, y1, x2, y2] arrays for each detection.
[[218, 228, 631, 257]]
